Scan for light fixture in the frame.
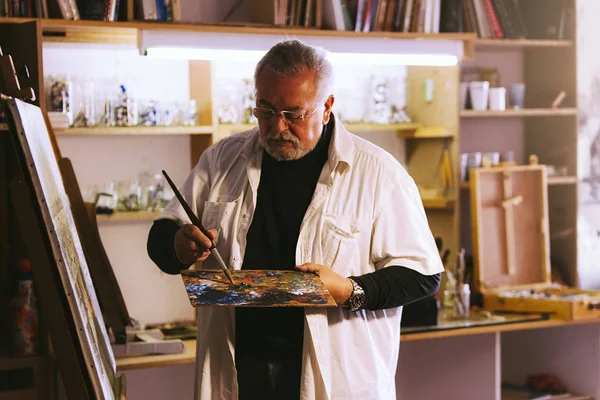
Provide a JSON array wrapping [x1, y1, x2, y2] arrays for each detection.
[[143, 46, 458, 66], [140, 30, 462, 67]]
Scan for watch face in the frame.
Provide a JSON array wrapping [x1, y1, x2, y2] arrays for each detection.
[[351, 293, 366, 309]]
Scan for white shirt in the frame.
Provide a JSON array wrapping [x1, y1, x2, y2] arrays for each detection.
[[158, 119, 444, 400]]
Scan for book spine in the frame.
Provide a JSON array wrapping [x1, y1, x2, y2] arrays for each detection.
[[483, 0, 503, 38]]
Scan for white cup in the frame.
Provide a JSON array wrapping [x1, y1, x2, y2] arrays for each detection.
[[489, 87, 506, 111], [469, 81, 490, 111], [459, 82, 469, 110], [510, 83, 525, 109]]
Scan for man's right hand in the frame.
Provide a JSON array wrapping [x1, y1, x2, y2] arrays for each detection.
[[174, 224, 218, 265]]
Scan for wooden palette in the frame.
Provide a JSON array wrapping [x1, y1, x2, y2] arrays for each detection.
[[181, 270, 337, 307]]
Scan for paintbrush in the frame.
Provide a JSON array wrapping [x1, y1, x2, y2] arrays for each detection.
[[161, 170, 235, 285]]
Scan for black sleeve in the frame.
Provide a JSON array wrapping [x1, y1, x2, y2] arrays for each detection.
[[350, 266, 441, 311], [147, 218, 192, 275]]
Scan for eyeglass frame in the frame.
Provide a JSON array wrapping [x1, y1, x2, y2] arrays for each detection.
[[251, 106, 320, 125]]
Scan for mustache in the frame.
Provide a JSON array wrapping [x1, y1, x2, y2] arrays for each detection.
[[266, 130, 299, 144]]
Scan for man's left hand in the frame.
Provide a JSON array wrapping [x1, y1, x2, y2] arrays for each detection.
[[295, 263, 354, 306]]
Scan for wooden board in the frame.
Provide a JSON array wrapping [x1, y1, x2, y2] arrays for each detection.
[[181, 270, 337, 307], [5, 98, 117, 398]]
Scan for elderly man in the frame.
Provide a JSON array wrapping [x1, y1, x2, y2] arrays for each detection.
[[147, 39, 443, 400]]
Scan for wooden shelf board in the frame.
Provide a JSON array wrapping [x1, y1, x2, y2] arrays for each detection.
[[0, 17, 475, 45], [38, 18, 475, 39], [115, 318, 600, 370], [422, 198, 455, 209], [217, 124, 256, 133], [54, 125, 213, 136], [460, 108, 577, 118], [548, 175, 578, 185], [401, 317, 600, 342], [461, 175, 577, 189], [217, 123, 433, 135], [346, 123, 422, 132], [116, 339, 197, 372], [96, 211, 160, 222], [475, 39, 573, 49]]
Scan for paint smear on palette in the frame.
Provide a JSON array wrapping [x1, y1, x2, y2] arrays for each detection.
[[181, 270, 337, 307]]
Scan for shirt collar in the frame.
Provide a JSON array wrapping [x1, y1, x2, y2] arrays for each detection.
[[239, 113, 355, 171]]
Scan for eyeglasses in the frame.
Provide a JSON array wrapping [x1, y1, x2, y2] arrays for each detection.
[[252, 107, 318, 125]]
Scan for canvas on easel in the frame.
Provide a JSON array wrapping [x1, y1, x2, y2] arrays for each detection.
[[4, 96, 123, 399]]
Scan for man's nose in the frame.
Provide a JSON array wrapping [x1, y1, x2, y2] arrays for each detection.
[[271, 113, 288, 131]]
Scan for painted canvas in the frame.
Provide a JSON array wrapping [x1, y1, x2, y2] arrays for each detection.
[[181, 270, 337, 307], [6, 98, 116, 399]]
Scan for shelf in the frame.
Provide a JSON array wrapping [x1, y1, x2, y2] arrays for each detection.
[[96, 211, 160, 222], [28, 18, 476, 44], [0, 17, 475, 46], [474, 38, 573, 49], [460, 108, 577, 118], [217, 123, 450, 139], [346, 123, 422, 132], [54, 125, 213, 136], [0, 123, 7, 131], [101, 199, 454, 221], [548, 175, 578, 185], [461, 175, 577, 189], [115, 318, 600, 371], [422, 198, 455, 210]]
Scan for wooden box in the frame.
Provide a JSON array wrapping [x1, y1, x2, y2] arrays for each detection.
[[469, 162, 600, 320]]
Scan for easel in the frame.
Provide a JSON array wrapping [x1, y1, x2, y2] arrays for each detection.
[[1, 47, 126, 399]]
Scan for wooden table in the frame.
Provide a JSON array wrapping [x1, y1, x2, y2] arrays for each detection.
[[115, 315, 600, 372]]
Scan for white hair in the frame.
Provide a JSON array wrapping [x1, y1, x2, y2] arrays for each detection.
[[254, 38, 334, 101]]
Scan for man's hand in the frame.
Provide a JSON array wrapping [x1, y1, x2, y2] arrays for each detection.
[[174, 224, 218, 265], [295, 263, 354, 306]]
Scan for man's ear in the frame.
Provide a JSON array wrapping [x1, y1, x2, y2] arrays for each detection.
[[322, 95, 335, 125]]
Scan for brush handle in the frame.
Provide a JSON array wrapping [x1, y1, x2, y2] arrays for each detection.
[[162, 170, 215, 250]]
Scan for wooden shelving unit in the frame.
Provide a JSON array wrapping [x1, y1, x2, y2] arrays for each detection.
[[96, 210, 160, 222], [460, 108, 577, 118], [54, 125, 213, 136]]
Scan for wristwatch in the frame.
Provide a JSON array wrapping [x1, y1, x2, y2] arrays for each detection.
[[346, 278, 366, 312]]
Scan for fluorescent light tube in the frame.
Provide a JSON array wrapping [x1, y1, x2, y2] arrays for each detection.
[[144, 47, 458, 67]]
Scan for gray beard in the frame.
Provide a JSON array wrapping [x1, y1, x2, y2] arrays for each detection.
[[259, 131, 317, 161]]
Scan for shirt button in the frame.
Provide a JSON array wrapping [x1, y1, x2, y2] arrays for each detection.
[[225, 210, 231, 216], [234, 256, 240, 262]]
